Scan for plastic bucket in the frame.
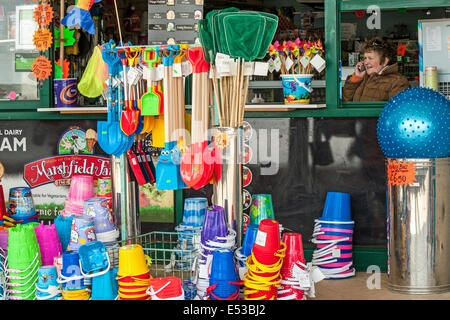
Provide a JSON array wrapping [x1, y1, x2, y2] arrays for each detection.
[[68, 175, 95, 203], [242, 224, 259, 257], [34, 224, 63, 266], [96, 177, 112, 209], [281, 232, 305, 270], [84, 197, 116, 234], [251, 219, 281, 265], [147, 276, 184, 300], [54, 215, 73, 252], [320, 192, 352, 222], [201, 206, 228, 243], [7, 187, 36, 217], [91, 270, 116, 300], [54, 78, 79, 108], [7, 224, 41, 270], [117, 244, 149, 277], [280, 74, 313, 104], [210, 249, 239, 282], [68, 215, 96, 252], [249, 194, 275, 226], [60, 251, 86, 290], [183, 197, 208, 227]]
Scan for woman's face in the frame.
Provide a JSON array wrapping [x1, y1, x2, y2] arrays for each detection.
[[363, 50, 388, 75]]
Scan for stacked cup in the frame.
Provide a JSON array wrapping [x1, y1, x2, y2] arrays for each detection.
[[6, 224, 42, 300], [243, 219, 286, 300], [174, 198, 207, 271], [67, 215, 96, 252], [96, 177, 113, 210], [311, 192, 355, 279], [195, 206, 236, 300], [54, 215, 74, 252], [146, 277, 185, 300], [57, 251, 90, 300], [7, 187, 40, 224], [234, 224, 258, 298], [61, 175, 95, 217], [35, 266, 62, 300], [207, 249, 240, 300], [34, 223, 63, 266], [278, 232, 307, 300], [83, 197, 119, 244], [116, 244, 151, 300]]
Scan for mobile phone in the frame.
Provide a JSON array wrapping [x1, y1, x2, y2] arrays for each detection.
[[358, 65, 366, 72]]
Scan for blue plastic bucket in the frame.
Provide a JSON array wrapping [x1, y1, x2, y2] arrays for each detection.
[[320, 192, 352, 222], [54, 78, 78, 108], [281, 74, 313, 104]]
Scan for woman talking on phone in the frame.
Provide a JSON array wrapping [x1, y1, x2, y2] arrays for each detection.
[[342, 37, 410, 102]]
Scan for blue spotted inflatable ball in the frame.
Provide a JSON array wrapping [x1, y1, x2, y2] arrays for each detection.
[[377, 87, 450, 158]]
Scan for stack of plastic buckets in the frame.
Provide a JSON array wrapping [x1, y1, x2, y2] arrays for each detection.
[[249, 194, 276, 226], [96, 177, 113, 210], [78, 241, 118, 300], [35, 266, 62, 300], [234, 224, 258, 298], [57, 251, 90, 300], [195, 206, 236, 300], [54, 215, 74, 252], [34, 223, 63, 266], [68, 215, 96, 252], [6, 224, 41, 300], [61, 175, 95, 217], [311, 192, 355, 279], [146, 276, 185, 300], [243, 219, 286, 300], [116, 244, 151, 300], [207, 249, 241, 300], [7, 187, 40, 224], [83, 197, 119, 244], [278, 232, 307, 300], [175, 198, 206, 268]]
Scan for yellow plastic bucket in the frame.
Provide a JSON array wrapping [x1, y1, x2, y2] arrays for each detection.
[[118, 244, 150, 277]]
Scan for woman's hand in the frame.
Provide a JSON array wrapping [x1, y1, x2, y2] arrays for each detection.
[[354, 61, 366, 78]]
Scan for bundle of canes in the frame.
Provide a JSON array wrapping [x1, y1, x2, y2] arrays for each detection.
[[243, 219, 286, 300]]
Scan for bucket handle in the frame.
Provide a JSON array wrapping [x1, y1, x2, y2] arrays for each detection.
[[35, 285, 62, 300], [78, 253, 111, 278], [7, 286, 37, 300]]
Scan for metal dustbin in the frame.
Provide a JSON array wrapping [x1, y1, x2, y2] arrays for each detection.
[[387, 157, 450, 294]]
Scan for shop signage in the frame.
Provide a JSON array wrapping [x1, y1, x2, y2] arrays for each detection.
[[387, 160, 417, 186], [23, 155, 110, 188]]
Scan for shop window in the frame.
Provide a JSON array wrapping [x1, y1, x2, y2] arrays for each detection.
[[0, 1, 40, 101], [339, 7, 449, 103]]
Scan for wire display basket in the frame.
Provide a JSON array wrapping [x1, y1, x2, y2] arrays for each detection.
[[105, 231, 201, 299]]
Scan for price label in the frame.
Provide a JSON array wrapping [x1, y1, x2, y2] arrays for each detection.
[[387, 160, 417, 186]]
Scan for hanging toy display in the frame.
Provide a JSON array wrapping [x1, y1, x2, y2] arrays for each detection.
[[61, 0, 102, 35]]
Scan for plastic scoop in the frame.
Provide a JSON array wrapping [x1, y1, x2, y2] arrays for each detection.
[[141, 48, 160, 116]]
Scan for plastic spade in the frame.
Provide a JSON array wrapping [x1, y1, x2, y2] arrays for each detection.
[[141, 48, 160, 116], [117, 48, 138, 136]]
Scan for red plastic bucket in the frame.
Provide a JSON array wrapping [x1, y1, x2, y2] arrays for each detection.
[[251, 219, 281, 265]]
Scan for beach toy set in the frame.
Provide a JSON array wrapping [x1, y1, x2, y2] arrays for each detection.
[[206, 249, 241, 300], [83, 197, 119, 244], [6, 224, 42, 300], [61, 175, 96, 217], [6, 187, 40, 225], [146, 276, 185, 300], [35, 266, 62, 300], [174, 198, 206, 271], [57, 251, 90, 300], [311, 192, 355, 279], [34, 223, 63, 266], [195, 206, 236, 300], [116, 244, 152, 300], [243, 219, 286, 300], [278, 232, 307, 300]]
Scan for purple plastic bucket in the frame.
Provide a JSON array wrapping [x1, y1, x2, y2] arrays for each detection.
[[54, 78, 79, 108], [201, 206, 228, 243]]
